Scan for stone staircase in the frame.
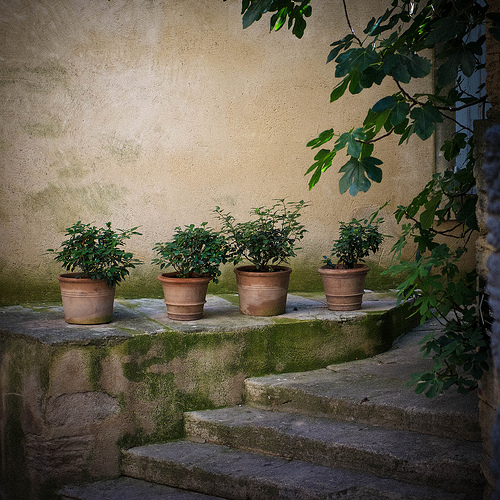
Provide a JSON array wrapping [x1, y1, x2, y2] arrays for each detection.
[[60, 321, 485, 500]]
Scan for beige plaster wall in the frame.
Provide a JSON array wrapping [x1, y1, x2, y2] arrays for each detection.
[[0, 0, 435, 303]]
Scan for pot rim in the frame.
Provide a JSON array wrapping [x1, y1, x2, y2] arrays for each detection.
[[158, 273, 212, 284], [234, 265, 292, 276], [58, 273, 110, 283], [318, 264, 370, 274]]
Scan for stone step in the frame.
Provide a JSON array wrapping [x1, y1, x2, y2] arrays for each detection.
[[59, 477, 225, 500], [121, 440, 479, 500], [242, 323, 480, 442], [244, 368, 480, 441], [183, 406, 484, 496]]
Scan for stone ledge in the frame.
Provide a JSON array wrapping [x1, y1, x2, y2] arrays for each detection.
[[0, 292, 403, 345]]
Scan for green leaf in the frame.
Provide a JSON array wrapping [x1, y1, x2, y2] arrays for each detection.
[[346, 128, 366, 158], [436, 46, 477, 87], [359, 65, 386, 88], [406, 54, 431, 79], [410, 105, 443, 141], [270, 7, 288, 31], [242, 0, 274, 29], [441, 133, 467, 161], [327, 35, 354, 64], [307, 129, 334, 149], [390, 101, 410, 127], [425, 17, 465, 46], [398, 123, 414, 144], [336, 48, 378, 78], [372, 95, 398, 113], [330, 78, 350, 102], [361, 156, 383, 183], [383, 54, 411, 83], [348, 69, 363, 94], [461, 48, 476, 77], [339, 157, 371, 196], [291, 12, 307, 38], [420, 193, 442, 229], [308, 166, 322, 189], [306, 148, 336, 188]]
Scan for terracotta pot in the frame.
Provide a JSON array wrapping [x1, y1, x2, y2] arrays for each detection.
[[158, 273, 212, 321], [318, 264, 369, 311], [234, 265, 292, 316], [57, 273, 116, 324]]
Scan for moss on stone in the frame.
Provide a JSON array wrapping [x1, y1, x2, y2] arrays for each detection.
[[117, 428, 149, 449], [87, 346, 110, 390], [122, 334, 155, 357], [117, 392, 127, 411], [0, 299, 421, 495]]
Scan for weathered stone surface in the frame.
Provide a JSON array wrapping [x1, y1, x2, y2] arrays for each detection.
[[25, 434, 92, 479], [483, 124, 500, 498], [1, 294, 420, 499], [61, 316, 486, 499], [183, 406, 483, 496], [60, 477, 225, 500], [122, 441, 475, 500], [245, 324, 480, 442], [48, 350, 92, 395], [487, 0, 500, 119], [44, 392, 120, 427]]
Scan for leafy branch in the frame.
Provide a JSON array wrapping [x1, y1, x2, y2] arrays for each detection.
[[231, 0, 498, 194], [382, 160, 489, 397]]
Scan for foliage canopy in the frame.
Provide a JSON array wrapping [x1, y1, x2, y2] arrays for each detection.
[[322, 210, 385, 269], [215, 199, 308, 272], [152, 223, 236, 282], [47, 221, 142, 287]]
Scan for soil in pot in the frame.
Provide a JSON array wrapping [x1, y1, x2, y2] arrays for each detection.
[[234, 265, 292, 316]]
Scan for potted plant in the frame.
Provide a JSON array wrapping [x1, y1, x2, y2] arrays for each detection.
[[152, 223, 236, 320], [47, 221, 142, 324], [215, 199, 308, 316], [319, 210, 385, 311]]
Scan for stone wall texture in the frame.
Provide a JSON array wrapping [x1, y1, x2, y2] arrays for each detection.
[[478, 1, 500, 497], [0, 0, 435, 304]]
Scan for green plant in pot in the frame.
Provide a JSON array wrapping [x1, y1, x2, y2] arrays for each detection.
[[152, 222, 236, 320], [47, 221, 142, 324], [214, 199, 308, 316], [319, 210, 385, 311]]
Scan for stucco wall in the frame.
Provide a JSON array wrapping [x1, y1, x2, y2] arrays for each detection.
[[0, 0, 435, 304]]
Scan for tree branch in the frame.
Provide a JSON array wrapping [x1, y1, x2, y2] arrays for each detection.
[[342, 0, 363, 46], [435, 95, 487, 112]]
